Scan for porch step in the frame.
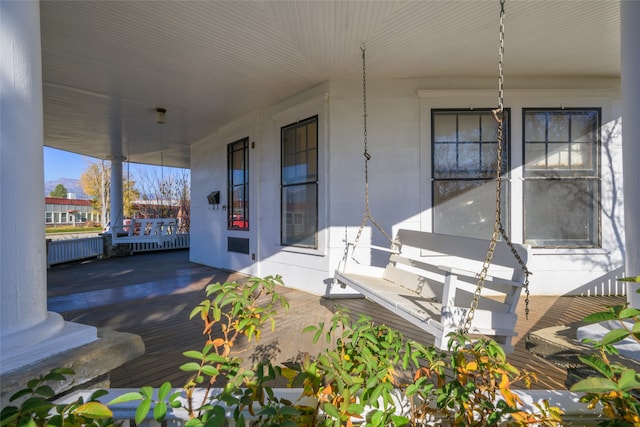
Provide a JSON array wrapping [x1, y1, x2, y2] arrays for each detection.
[[526, 322, 640, 389]]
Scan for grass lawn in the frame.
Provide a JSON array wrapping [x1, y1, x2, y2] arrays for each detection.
[[45, 226, 103, 234]]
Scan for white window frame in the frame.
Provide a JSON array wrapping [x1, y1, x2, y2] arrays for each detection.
[[419, 88, 617, 254], [272, 95, 328, 256], [522, 107, 601, 248]]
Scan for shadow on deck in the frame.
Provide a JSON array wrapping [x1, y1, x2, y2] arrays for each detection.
[[47, 250, 625, 390]]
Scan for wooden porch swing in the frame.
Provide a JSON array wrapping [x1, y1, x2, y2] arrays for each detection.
[[329, 0, 531, 353], [111, 108, 178, 246]]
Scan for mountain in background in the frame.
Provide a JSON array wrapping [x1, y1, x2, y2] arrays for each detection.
[[45, 178, 89, 199]]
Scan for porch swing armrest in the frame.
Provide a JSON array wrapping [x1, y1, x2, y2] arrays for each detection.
[[343, 241, 399, 254], [437, 265, 525, 288]]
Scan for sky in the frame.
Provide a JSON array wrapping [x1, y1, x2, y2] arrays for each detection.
[[44, 146, 189, 183], [44, 147, 95, 181]]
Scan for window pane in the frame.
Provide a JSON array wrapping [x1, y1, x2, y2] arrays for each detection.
[[281, 116, 319, 248], [547, 113, 569, 141], [571, 112, 597, 142], [281, 184, 317, 247], [481, 114, 499, 141], [433, 143, 457, 178], [433, 180, 509, 239], [307, 121, 317, 149], [525, 142, 547, 170], [432, 109, 510, 238], [434, 114, 456, 143], [570, 142, 594, 171], [523, 108, 600, 248], [227, 138, 249, 230], [480, 143, 498, 175], [524, 109, 599, 177], [458, 143, 480, 173], [458, 115, 480, 142], [281, 118, 317, 186], [524, 112, 547, 142], [547, 142, 570, 169], [524, 180, 598, 247]]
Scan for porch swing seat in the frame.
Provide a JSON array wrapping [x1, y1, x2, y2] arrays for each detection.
[[111, 218, 178, 246], [329, 229, 531, 353]]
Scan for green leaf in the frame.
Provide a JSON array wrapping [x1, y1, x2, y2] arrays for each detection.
[[183, 350, 203, 360], [153, 401, 168, 421], [108, 391, 143, 405], [9, 389, 33, 402], [570, 377, 619, 392], [201, 365, 220, 377], [347, 403, 364, 415], [139, 386, 153, 400], [185, 418, 204, 427], [180, 362, 202, 372], [618, 307, 640, 319], [578, 355, 613, 378], [50, 367, 73, 375], [158, 382, 172, 401], [90, 389, 109, 400], [617, 369, 640, 390], [391, 415, 410, 426], [74, 402, 113, 419], [33, 385, 55, 398], [135, 398, 151, 424], [189, 305, 202, 320], [16, 418, 36, 427], [370, 409, 384, 425], [323, 402, 340, 419], [204, 353, 227, 363], [583, 311, 617, 323], [601, 328, 631, 346], [618, 276, 640, 282], [42, 372, 67, 382]]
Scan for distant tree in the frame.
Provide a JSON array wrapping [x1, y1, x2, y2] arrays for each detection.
[[134, 166, 190, 232], [49, 184, 68, 198], [80, 161, 139, 226]]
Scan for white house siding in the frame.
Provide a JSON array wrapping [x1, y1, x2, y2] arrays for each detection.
[[191, 77, 624, 297]]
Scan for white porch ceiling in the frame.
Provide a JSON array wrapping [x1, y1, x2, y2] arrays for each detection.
[[40, 0, 620, 169]]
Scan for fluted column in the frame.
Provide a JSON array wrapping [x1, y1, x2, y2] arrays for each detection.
[[0, 0, 96, 374], [109, 155, 126, 230], [621, 0, 640, 308]]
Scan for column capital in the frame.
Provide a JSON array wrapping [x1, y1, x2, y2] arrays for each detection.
[[107, 155, 127, 162]]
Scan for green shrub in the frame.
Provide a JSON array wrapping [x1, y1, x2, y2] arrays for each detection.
[[571, 278, 640, 426]]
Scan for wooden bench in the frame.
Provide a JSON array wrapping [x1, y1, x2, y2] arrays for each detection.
[[111, 218, 178, 246], [329, 229, 531, 353]]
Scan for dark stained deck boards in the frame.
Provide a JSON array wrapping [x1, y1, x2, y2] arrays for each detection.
[[47, 250, 625, 391]]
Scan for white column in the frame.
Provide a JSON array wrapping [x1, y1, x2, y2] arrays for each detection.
[[109, 156, 125, 230], [0, 0, 96, 374], [621, 0, 640, 308]]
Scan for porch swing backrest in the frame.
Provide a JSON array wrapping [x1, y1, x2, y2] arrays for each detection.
[[332, 229, 531, 353], [111, 217, 178, 245]]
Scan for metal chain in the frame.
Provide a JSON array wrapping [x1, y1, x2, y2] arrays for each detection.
[[463, 0, 531, 334], [352, 43, 393, 250]]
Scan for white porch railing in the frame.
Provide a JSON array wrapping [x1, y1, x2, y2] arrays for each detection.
[[46, 234, 190, 266], [47, 237, 104, 267], [129, 233, 190, 253]]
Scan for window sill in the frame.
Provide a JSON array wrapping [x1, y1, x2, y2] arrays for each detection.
[[279, 245, 326, 257]]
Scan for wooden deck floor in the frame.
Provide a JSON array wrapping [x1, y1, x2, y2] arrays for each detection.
[[47, 250, 625, 391]]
